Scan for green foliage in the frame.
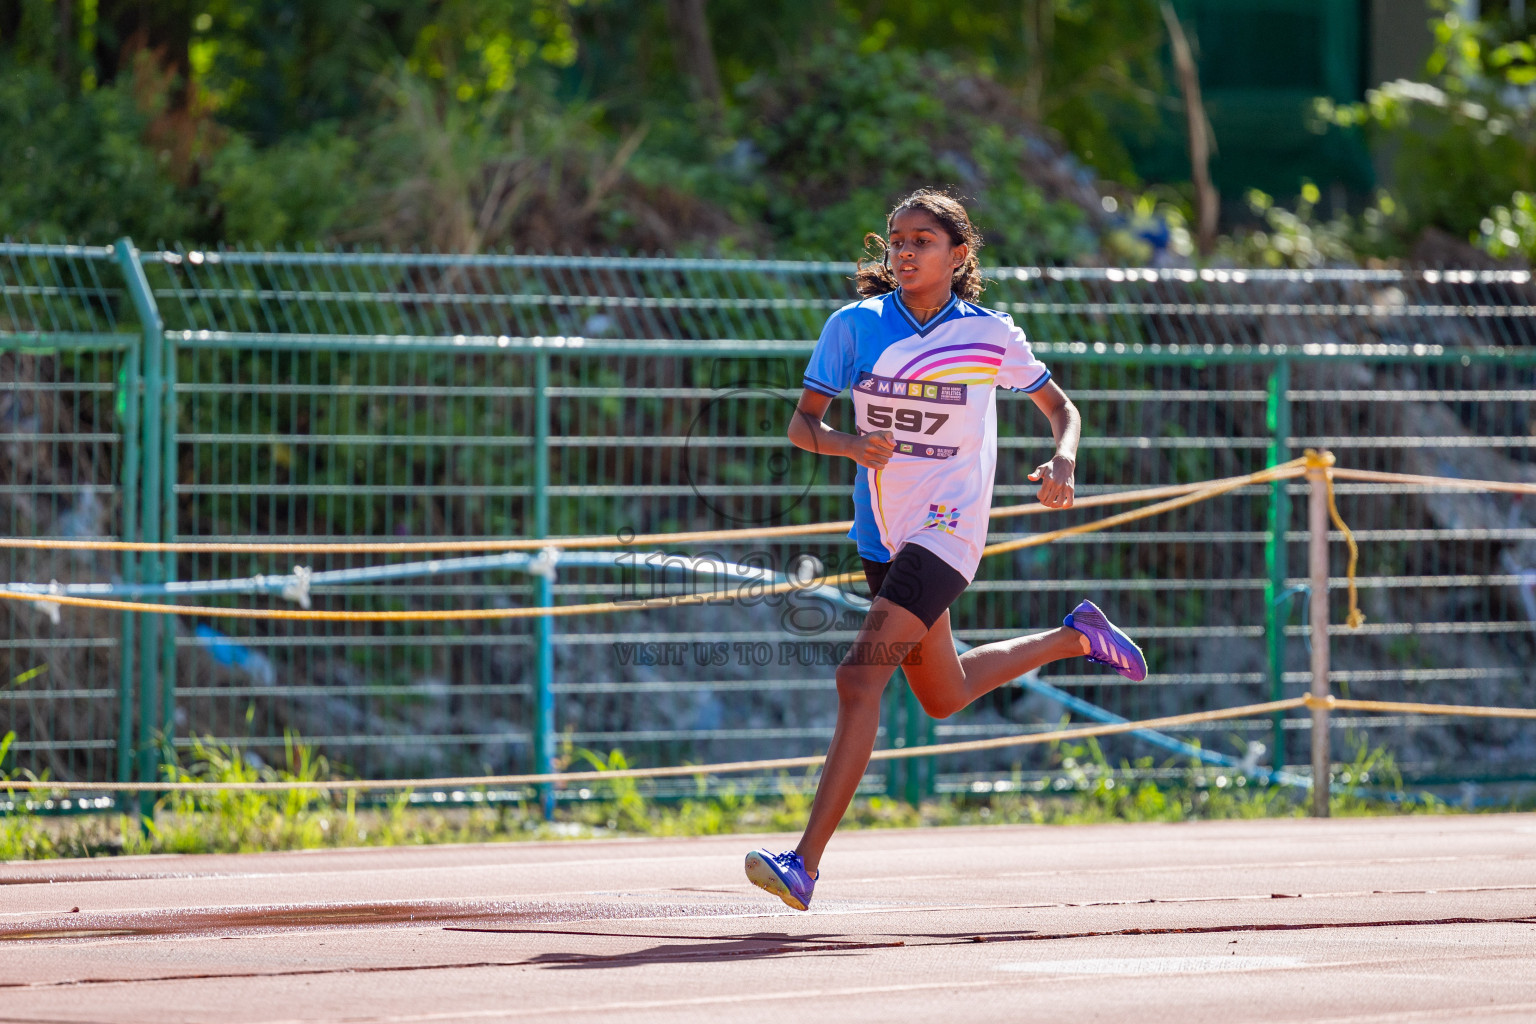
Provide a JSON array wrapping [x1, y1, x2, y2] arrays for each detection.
[[1223, 185, 1405, 268], [1315, 2, 1536, 242], [0, 730, 62, 860], [0, 59, 200, 241], [1477, 191, 1536, 262], [6, 1, 1533, 258], [205, 125, 359, 244], [0, 1, 1125, 258], [724, 35, 1095, 263], [186, 0, 583, 137], [146, 730, 349, 853], [809, 0, 1165, 183]]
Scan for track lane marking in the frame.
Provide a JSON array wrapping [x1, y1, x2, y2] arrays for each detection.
[[5, 913, 1534, 991], [9, 877, 1536, 937], [7, 850, 1532, 922]]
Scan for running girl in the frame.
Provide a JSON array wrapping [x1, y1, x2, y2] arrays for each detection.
[[745, 190, 1147, 911]]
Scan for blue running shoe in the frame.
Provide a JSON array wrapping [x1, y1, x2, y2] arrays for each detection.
[[745, 848, 816, 911], [1064, 599, 1147, 682]]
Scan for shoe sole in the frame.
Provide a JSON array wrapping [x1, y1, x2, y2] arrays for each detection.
[[744, 851, 809, 911]]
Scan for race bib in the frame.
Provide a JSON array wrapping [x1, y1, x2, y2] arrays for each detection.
[[852, 371, 968, 460]]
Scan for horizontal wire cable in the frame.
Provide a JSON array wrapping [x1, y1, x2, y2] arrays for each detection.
[[0, 467, 1305, 554], [0, 461, 1311, 621]]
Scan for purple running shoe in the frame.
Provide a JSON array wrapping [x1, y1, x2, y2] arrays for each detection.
[[1064, 599, 1148, 682], [745, 848, 816, 911]]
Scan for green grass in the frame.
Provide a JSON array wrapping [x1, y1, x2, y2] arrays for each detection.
[[0, 729, 1465, 862]]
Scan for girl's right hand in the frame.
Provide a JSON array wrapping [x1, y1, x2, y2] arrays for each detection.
[[850, 430, 897, 469]]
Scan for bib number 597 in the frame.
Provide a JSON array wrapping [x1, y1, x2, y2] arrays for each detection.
[[865, 405, 949, 434]]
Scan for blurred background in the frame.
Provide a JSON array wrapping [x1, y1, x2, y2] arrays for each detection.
[[0, 0, 1532, 268], [1, 1, 1535, 822]]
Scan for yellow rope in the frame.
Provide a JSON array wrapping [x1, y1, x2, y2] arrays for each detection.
[[1304, 449, 1365, 629], [1329, 467, 1536, 498], [0, 472, 1302, 555], [8, 695, 1536, 794], [981, 459, 1307, 559], [0, 459, 1312, 622], [1306, 695, 1536, 720]]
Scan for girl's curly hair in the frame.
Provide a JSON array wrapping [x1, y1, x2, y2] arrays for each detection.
[[854, 189, 984, 301]]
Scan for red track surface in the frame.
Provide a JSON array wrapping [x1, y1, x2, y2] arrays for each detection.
[[4, 815, 1536, 1023]]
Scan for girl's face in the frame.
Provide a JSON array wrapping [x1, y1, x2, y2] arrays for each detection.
[[887, 208, 966, 295]]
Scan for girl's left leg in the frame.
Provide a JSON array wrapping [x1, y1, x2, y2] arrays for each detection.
[[744, 594, 928, 910], [793, 595, 931, 875]]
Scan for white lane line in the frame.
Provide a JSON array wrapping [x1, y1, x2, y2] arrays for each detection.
[[241, 979, 1035, 1023], [998, 954, 1309, 974], [227, 954, 1444, 1024]]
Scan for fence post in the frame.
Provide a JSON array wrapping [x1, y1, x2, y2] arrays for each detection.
[[1306, 454, 1332, 817], [884, 674, 903, 798], [532, 352, 555, 817], [115, 317, 142, 799], [158, 307, 178, 757], [113, 239, 164, 817], [902, 671, 922, 805], [1264, 359, 1291, 775]]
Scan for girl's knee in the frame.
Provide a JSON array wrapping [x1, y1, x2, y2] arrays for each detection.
[[834, 662, 887, 705], [913, 691, 963, 720]]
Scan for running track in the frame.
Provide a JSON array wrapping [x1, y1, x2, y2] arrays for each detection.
[[4, 816, 1536, 1023]]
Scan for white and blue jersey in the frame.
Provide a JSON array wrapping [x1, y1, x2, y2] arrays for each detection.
[[803, 291, 1051, 581]]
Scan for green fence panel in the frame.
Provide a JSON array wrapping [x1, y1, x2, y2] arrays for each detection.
[[0, 243, 138, 791], [2, 246, 1534, 804]]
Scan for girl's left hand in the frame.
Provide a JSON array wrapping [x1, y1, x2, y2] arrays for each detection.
[[1028, 455, 1076, 508]]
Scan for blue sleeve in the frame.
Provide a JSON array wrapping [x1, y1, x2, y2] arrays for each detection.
[[802, 311, 855, 397]]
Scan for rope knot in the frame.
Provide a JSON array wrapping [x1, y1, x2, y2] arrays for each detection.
[[280, 566, 312, 609], [1309, 447, 1366, 631], [527, 546, 562, 581]]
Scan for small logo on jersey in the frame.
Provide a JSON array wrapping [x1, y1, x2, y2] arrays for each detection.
[[854, 372, 966, 405], [898, 442, 913, 453], [924, 504, 961, 534]]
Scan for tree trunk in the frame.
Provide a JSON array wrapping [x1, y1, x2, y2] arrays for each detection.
[[1021, 0, 1053, 123], [57, 0, 75, 84], [666, 0, 723, 118], [1161, 2, 1219, 255]]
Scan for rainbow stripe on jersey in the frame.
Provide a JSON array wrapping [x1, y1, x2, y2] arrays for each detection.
[[893, 341, 1006, 385]]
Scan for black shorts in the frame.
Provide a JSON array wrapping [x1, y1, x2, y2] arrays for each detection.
[[861, 543, 969, 630]]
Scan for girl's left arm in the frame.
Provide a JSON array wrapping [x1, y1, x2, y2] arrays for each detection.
[[1026, 380, 1081, 509]]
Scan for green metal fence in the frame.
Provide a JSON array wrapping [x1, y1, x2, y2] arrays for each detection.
[[2, 243, 1534, 806]]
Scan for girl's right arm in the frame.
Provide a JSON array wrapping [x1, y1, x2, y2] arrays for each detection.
[[787, 389, 896, 469]]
